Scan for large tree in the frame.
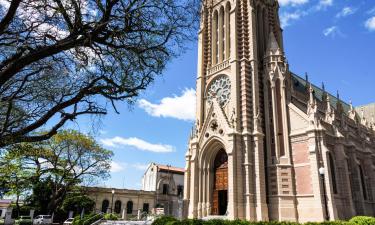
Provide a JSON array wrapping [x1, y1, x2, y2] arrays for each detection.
[[0, 0, 198, 147], [0, 130, 113, 214]]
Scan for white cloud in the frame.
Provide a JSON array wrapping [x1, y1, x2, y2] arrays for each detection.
[[319, 0, 333, 7], [0, 0, 9, 8], [138, 88, 196, 121], [278, 0, 309, 7], [101, 136, 175, 153], [131, 163, 149, 171], [280, 11, 307, 27], [323, 26, 344, 38], [365, 17, 375, 31], [110, 162, 127, 173], [336, 7, 356, 18]]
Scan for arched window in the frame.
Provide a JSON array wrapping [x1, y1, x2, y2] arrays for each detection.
[[219, 6, 225, 62], [359, 165, 367, 200], [101, 200, 109, 213], [328, 153, 338, 194], [162, 184, 169, 195], [212, 11, 218, 65], [225, 3, 231, 59], [126, 201, 133, 214], [114, 200, 122, 214]]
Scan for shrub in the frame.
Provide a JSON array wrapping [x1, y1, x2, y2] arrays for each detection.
[[152, 216, 178, 225], [349, 216, 375, 225], [304, 222, 351, 225], [72, 213, 103, 225], [103, 213, 118, 221]]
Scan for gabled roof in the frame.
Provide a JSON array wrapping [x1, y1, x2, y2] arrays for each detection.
[[155, 164, 185, 174], [291, 73, 351, 113]]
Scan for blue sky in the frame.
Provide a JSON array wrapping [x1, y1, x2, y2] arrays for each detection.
[[72, 0, 375, 189]]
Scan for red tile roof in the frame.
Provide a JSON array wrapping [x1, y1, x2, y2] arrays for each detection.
[[156, 164, 185, 173]]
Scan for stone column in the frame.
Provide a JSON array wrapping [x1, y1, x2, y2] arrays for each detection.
[[227, 145, 237, 219], [253, 132, 269, 221], [307, 130, 326, 221], [188, 143, 199, 218]]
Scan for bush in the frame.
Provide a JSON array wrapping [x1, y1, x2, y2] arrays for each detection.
[[152, 216, 178, 225], [103, 213, 118, 221], [72, 213, 103, 225], [349, 216, 375, 225], [152, 216, 375, 225]]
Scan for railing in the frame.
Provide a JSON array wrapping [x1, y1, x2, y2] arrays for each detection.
[[207, 60, 230, 76]]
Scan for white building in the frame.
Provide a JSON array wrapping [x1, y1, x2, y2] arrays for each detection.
[[142, 163, 184, 217]]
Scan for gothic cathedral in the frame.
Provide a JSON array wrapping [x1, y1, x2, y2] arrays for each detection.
[[183, 0, 375, 222]]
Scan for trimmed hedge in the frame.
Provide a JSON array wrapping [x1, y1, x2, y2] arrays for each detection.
[[349, 216, 375, 225], [152, 216, 375, 225]]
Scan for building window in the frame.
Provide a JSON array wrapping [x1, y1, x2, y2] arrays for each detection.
[[143, 203, 149, 213], [101, 200, 109, 213], [177, 185, 183, 197], [114, 200, 122, 214], [162, 184, 169, 195], [126, 201, 133, 214], [328, 153, 338, 194], [359, 165, 368, 200]]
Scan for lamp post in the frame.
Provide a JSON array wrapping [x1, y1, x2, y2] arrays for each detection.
[[319, 167, 330, 221], [111, 189, 115, 214]]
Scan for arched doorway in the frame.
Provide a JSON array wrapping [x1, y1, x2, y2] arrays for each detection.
[[212, 149, 228, 215]]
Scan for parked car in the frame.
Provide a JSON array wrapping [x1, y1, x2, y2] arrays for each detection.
[[33, 215, 52, 225], [16, 216, 32, 225], [63, 218, 74, 225]]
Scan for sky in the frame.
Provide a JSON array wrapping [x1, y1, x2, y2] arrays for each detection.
[[71, 0, 375, 189]]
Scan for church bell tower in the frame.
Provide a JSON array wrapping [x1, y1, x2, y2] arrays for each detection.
[[184, 0, 297, 221]]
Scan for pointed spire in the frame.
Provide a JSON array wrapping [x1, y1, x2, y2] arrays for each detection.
[[336, 90, 340, 100], [267, 31, 280, 52], [308, 83, 314, 105], [305, 72, 309, 83], [322, 82, 325, 91]]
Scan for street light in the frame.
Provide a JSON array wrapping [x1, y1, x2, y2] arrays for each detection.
[[111, 189, 115, 214], [319, 167, 330, 221]]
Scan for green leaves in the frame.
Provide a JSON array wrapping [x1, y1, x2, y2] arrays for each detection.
[[0, 129, 113, 214]]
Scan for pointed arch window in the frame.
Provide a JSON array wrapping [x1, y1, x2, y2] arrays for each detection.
[[225, 3, 231, 59], [212, 11, 219, 65], [328, 153, 338, 194], [359, 165, 368, 200], [219, 6, 225, 62]]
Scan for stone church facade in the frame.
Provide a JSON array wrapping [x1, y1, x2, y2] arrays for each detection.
[[183, 0, 375, 222]]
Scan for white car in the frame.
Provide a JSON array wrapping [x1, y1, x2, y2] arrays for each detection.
[[33, 215, 52, 225], [63, 218, 74, 225]]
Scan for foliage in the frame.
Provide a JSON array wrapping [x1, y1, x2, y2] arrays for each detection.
[[15, 216, 33, 225], [72, 213, 103, 225], [103, 213, 119, 221], [151, 216, 375, 225], [349, 216, 375, 225], [0, 130, 112, 214], [62, 192, 95, 215], [152, 216, 178, 225], [0, 0, 199, 148]]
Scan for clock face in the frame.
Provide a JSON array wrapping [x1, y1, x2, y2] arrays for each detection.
[[207, 76, 231, 107]]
